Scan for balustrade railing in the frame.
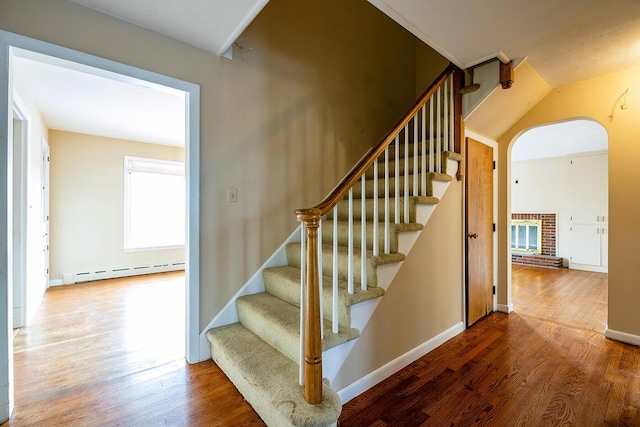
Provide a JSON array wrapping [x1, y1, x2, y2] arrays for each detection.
[[295, 64, 463, 404]]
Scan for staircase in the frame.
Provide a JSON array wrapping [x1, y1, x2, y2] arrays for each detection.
[[206, 64, 463, 426]]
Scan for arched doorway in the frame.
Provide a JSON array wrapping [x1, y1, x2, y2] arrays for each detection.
[[507, 118, 608, 329]]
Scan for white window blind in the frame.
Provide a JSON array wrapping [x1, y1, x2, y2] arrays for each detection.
[[124, 156, 185, 250]]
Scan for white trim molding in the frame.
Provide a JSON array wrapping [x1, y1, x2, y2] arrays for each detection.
[[336, 322, 464, 404], [605, 328, 640, 346], [496, 303, 513, 313]]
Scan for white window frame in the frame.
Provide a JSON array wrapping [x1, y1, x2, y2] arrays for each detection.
[[511, 219, 542, 254], [123, 156, 185, 251]]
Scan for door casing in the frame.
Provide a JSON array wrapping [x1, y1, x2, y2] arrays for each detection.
[[0, 30, 201, 421]]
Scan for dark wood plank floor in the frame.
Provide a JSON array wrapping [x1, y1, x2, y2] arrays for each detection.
[[339, 266, 638, 426], [339, 311, 639, 426], [3, 267, 638, 426]]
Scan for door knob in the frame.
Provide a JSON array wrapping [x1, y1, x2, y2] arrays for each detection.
[[466, 233, 478, 239]]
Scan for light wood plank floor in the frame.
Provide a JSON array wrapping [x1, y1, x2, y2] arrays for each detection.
[[512, 264, 608, 333], [2, 272, 263, 426]]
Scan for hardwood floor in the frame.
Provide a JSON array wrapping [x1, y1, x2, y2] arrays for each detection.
[[4, 267, 637, 426], [339, 312, 639, 426], [2, 272, 263, 426], [340, 266, 638, 426], [512, 264, 608, 333]]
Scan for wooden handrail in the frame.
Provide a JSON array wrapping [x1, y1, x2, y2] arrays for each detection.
[[295, 63, 459, 221], [295, 63, 462, 405]]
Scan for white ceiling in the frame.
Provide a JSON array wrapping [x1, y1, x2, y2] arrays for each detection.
[[13, 52, 186, 147], [369, 0, 640, 87], [69, 0, 269, 56], [511, 119, 608, 162], [68, 0, 640, 88]]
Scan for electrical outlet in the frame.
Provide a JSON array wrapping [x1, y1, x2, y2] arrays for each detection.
[[228, 188, 237, 203]]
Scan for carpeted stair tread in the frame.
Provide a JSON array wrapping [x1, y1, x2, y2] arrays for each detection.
[[351, 172, 452, 199], [236, 292, 360, 364], [206, 323, 341, 427], [286, 243, 406, 288], [367, 153, 456, 178], [382, 141, 449, 159], [263, 265, 385, 328], [328, 196, 439, 223], [319, 220, 423, 253]]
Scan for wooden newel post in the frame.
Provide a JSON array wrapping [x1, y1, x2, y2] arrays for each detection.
[[453, 67, 465, 181], [295, 208, 323, 405]]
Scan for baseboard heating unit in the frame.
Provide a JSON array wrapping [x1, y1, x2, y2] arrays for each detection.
[[60, 261, 185, 285]]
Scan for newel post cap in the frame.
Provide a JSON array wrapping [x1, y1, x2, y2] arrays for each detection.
[[295, 208, 322, 223]]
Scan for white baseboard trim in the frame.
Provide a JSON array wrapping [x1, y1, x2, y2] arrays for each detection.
[[605, 328, 640, 346], [569, 263, 607, 273], [48, 279, 63, 287], [336, 321, 464, 404], [496, 303, 513, 313]]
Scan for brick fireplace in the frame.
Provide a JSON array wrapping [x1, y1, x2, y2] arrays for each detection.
[[511, 213, 562, 268]]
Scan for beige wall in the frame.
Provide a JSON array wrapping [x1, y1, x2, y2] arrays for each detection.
[[498, 66, 640, 337], [48, 130, 185, 280], [0, 0, 449, 329]]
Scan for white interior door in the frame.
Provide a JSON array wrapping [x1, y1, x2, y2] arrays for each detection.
[[41, 138, 50, 288], [11, 113, 27, 328]]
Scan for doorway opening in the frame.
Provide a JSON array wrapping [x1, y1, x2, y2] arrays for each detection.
[[1, 31, 201, 419], [508, 118, 608, 331]]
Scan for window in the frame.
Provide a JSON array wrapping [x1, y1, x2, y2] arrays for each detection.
[[511, 219, 542, 254], [124, 156, 185, 250]]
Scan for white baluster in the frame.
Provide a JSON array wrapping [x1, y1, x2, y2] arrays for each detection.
[[421, 103, 427, 196], [443, 78, 449, 153], [361, 176, 367, 291], [384, 147, 390, 254], [348, 188, 354, 295], [318, 219, 323, 340], [436, 86, 442, 173], [449, 75, 454, 153], [404, 126, 409, 223], [394, 136, 399, 224], [332, 206, 338, 334], [373, 161, 379, 256], [299, 226, 306, 385], [429, 97, 434, 173], [413, 113, 418, 197]]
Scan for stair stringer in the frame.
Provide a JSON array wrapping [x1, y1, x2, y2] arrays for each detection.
[[320, 161, 456, 386]]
